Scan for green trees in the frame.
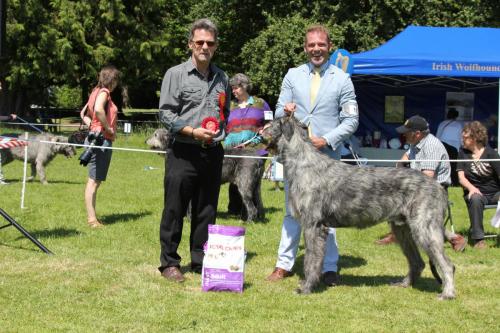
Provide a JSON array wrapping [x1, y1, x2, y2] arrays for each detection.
[[4, 0, 190, 111], [2, 0, 499, 113]]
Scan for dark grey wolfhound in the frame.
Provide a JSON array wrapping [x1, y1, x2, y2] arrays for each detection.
[[262, 116, 455, 300], [146, 128, 265, 221]]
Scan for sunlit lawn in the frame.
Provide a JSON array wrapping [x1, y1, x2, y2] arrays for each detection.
[[0, 131, 498, 332]]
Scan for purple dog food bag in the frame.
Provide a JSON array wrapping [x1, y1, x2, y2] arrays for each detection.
[[202, 224, 246, 293]]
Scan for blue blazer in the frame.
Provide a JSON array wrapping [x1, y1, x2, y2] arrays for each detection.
[[275, 61, 358, 159]]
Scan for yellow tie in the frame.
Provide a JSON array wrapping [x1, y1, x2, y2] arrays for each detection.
[[310, 67, 321, 106]]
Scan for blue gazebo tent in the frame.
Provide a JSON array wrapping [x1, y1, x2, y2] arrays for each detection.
[[350, 25, 500, 146]]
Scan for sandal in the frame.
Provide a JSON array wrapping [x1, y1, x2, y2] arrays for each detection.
[[87, 219, 104, 228]]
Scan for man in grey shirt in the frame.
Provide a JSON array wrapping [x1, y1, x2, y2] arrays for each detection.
[[158, 18, 231, 283]]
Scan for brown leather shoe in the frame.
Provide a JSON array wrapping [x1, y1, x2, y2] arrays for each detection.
[[161, 266, 185, 282], [375, 232, 397, 245], [473, 240, 488, 249], [450, 234, 467, 252], [266, 267, 292, 281], [322, 271, 339, 286]]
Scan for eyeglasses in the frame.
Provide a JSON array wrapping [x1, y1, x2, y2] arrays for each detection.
[[192, 40, 216, 47]]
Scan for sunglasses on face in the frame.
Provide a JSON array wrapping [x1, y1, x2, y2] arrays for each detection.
[[192, 40, 216, 47]]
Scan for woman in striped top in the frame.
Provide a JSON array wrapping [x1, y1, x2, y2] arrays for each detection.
[[225, 73, 272, 216]]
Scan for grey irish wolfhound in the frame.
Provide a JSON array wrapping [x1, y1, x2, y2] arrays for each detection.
[[262, 116, 455, 300], [1, 133, 76, 184], [146, 128, 265, 221]]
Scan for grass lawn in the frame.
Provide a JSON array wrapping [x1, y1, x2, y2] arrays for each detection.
[[0, 131, 499, 332]]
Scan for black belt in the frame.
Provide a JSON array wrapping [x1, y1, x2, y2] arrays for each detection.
[[172, 140, 220, 149], [200, 141, 221, 149]]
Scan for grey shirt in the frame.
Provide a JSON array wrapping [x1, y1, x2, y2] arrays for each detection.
[[159, 59, 231, 144]]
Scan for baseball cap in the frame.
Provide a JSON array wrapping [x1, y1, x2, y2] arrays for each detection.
[[396, 115, 429, 134]]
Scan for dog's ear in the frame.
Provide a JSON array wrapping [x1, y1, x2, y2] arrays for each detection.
[[281, 118, 295, 141]]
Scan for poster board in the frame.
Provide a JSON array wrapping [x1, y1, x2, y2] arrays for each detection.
[[384, 96, 405, 123]]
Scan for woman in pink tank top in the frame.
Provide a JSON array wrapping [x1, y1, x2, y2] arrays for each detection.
[[80, 65, 121, 228]]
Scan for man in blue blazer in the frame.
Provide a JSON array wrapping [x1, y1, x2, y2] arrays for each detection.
[[266, 24, 358, 285]]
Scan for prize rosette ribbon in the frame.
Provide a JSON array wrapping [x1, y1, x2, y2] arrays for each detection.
[[200, 92, 226, 144], [201, 116, 219, 132], [201, 117, 219, 144]]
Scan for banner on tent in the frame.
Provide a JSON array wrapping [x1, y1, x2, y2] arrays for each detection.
[[330, 49, 353, 75]]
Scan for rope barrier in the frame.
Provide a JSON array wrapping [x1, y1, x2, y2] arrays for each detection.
[[2, 121, 82, 127], [3, 119, 160, 128], [1, 135, 499, 163]]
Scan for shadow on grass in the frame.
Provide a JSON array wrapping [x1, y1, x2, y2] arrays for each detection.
[[293, 253, 441, 294], [245, 250, 256, 263], [39, 180, 85, 185], [0, 242, 45, 253], [266, 185, 283, 192], [339, 274, 441, 293], [3, 179, 84, 185], [216, 210, 279, 224], [15, 227, 82, 240], [263, 207, 282, 215], [100, 211, 152, 225], [286, 272, 441, 295]]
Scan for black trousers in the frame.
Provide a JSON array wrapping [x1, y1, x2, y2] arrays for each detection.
[[159, 141, 224, 272], [464, 191, 500, 240]]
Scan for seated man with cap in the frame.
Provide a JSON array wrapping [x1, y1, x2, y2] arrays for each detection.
[[376, 115, 466, 251]]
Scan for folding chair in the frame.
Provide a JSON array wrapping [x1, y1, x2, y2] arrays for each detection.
[[344, 141, 368, 167], [483, 204, 500, 244]]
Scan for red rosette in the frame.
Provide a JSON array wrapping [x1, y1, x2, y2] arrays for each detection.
[[201, 116, 219, 132]]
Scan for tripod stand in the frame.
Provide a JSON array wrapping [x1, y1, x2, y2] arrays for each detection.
[[0, 208, 53, 254]]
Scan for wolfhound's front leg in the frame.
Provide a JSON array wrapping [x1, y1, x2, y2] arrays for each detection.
[[28, 163, 36, 181], [253, 179, 265, 220], [36, 160, 48, 185], [299, 223, 328, 294], [239, 190, 258, 222]]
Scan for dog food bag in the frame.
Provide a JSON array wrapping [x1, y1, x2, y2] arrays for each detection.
[[202, 224, 245, 293]]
